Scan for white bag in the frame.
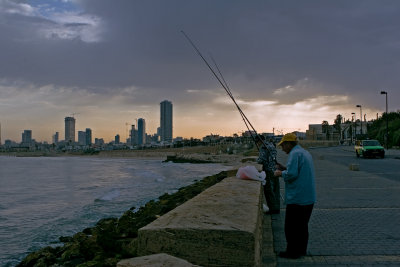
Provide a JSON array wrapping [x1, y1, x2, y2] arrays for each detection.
[[236, 166, 266, 185]]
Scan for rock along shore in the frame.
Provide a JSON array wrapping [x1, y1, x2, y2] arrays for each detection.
[[17, 168, 237, 267]]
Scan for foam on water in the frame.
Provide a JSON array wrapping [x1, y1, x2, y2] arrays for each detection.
[[96, 188, 121, 201]]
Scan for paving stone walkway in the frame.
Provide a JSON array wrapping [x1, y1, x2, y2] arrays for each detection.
[[262, 147, 400, 266]]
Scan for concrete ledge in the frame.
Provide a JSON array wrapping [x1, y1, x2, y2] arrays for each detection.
[[117, 253, 200, 267], [137, 177, 264, 266]]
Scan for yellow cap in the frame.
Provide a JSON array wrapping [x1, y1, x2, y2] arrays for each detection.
[[277, 133, 297, 146]]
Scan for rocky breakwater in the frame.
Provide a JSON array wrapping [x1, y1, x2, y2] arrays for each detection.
[[17, 170, 236, 267]]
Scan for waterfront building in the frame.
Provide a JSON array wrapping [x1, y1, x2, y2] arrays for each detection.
[[160, 100, 173, 142], [22, 130, 32, 145], [130, 125, 137, 146], [52, 132, 59, 144], [138, 118, 146, 145], [115, 134, 120, 144], [5, 139, 12, 148], [95, 138, 104, 146], [242, 131, 257, 138], [78, 131, 86, 145], [65, 117, 76, 143], [85, 128, 92, 146], [174, 136, 183, 142]]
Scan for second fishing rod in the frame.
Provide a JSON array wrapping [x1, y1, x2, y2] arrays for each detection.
[[181, 31, 265, 150]]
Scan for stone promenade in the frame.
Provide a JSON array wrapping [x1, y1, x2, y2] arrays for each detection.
[[262, 148, 400, 266]]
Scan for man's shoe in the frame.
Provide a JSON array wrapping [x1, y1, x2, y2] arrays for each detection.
[[278, 251, 301, 259]]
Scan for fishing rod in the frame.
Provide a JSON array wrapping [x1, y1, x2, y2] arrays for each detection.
[[181, 30, 263, 149], [208, 54, 259, 147], [209, 55, 278, 160]]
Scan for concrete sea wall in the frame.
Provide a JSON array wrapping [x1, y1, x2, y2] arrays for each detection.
[[120, 177, 265, 267]]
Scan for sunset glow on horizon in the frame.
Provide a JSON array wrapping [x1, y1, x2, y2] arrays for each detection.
[[0, 1, 398, 143]]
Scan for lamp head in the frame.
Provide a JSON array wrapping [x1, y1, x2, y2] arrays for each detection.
[[380, 91, 387, 95], [356, 105, 361, 108]]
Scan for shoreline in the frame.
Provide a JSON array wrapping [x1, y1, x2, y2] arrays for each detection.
[[14, 145, 245, 266], [0, 145, 246, 168], [17, 168, 237, 267]]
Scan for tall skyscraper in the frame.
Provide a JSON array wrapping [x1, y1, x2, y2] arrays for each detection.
[[160, 100, 173, 142], [115, 134, 120, 144], [85, 128, 92, 146], [130, 125, 137, 145], [78, 131, 86, 145], [65, 117, 76, 143], [137, 118, 146, 145]]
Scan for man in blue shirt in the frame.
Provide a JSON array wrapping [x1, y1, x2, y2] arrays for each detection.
[[274, 133, 316, 259]]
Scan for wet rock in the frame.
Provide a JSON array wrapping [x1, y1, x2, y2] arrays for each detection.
[[17, 246, 60, 267], [59, 236, 73, 243], [163, 155, 215, 163], [93, 218, 119, 252], [116, 238, 137, 257]]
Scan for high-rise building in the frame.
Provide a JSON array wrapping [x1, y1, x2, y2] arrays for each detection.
[[160, 100, 173, 142], [129, 125, 137, 145], [65, 117, 76, 143], [78, 131, 86, 145], [85, 128, 92, 146], [137, 118, 146, 145], [22, 130, 32, 144], [52, 132, 59, 144], [115, 134, 120, 144]]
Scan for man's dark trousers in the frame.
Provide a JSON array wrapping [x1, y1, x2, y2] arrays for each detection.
[[263, 171, 280, 212], [285, 203, 314, 255]]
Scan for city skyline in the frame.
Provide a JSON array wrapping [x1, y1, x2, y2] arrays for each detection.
[[1, 1, 399, 142], [0, 96, 393, 144]]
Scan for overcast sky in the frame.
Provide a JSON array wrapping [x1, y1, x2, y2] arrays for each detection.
[[0, 0, 399, 142]]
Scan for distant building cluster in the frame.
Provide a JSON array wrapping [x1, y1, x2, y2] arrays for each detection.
[[126, 100, 173, 148], [0, 100, 374, 152], [0, 100, 175, 152], [306, 118, 368, 144]]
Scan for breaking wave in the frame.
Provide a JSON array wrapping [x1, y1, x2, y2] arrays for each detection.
[[96, 188, 121, 201]]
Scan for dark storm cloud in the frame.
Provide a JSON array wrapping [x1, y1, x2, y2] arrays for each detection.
[[1, 0, 400, 109]]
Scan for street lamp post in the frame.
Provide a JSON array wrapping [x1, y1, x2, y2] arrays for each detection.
[[356, 105, 363, 135], [351, 112, 356, 143], [380, 91, 388, 149]]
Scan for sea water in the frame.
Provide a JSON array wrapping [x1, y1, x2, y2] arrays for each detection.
[[0, 156, 231, 266]]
